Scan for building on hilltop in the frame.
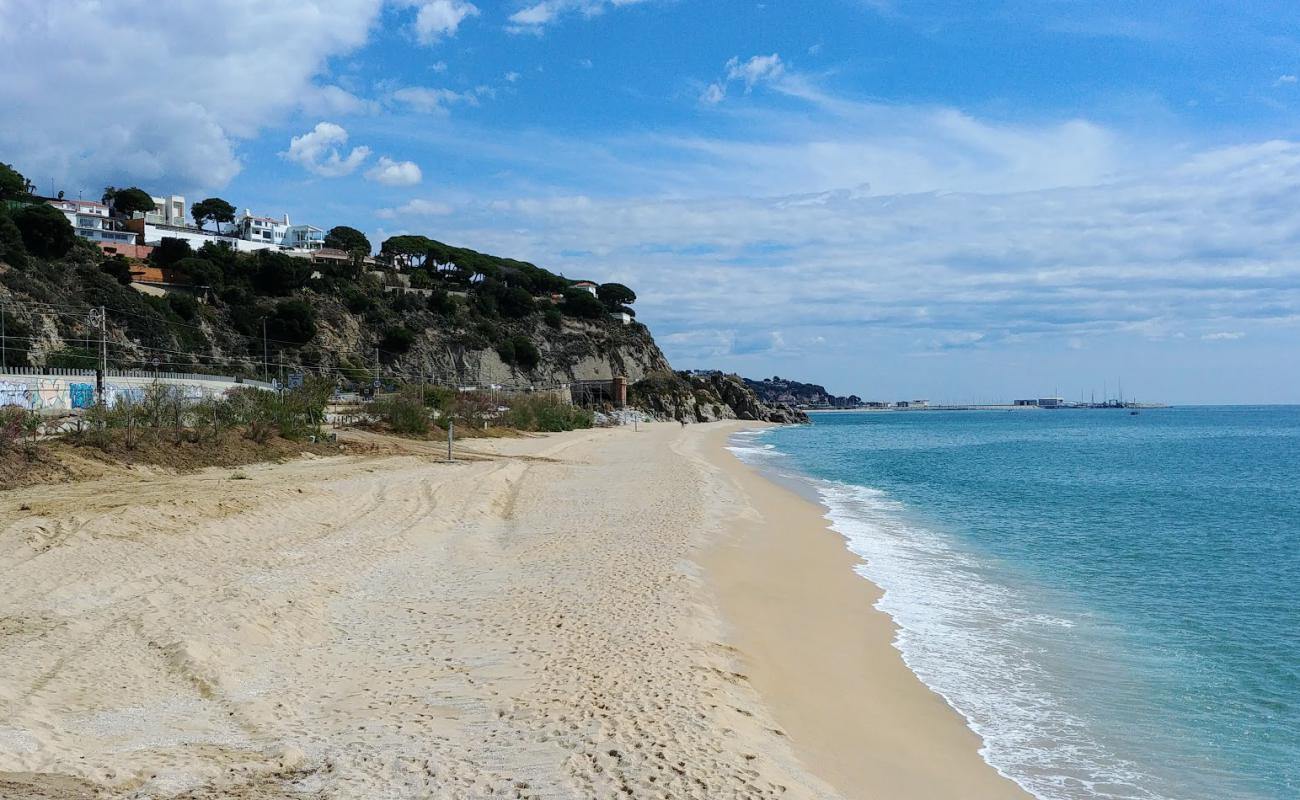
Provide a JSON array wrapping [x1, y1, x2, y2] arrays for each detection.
[[144, 194, 187, 226], [235, 210, 290, 245], [46, 198, 138, 247], [282, 223, 324, 251], [124, 218, 269, 253], [233, 209, 324, 252], [571, 280, 598, 296]]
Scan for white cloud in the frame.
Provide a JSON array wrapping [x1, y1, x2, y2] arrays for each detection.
[[366, 157, 424, 185], [726, 54, 785, 90], [407, 0, 480, 44], [1276, 74, 1298, 86], [1202, 331, 1245, 341], [430, 60, 449, 73], [414, 139, 1300, 375], [505, 71, 522, 83], [701, 54, 786, 105], [376, 198, 454, 218], [392, 86, 485, 113], [0, 0, 385, 194], [699, 83, 727, 106], [284, 122, 372, 176], [507, 0, 651, 33]]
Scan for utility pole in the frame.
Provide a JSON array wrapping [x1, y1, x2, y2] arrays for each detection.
[[262, 318, 269, 383], [99, 305, 107, 376], [1, 301, 6, 369], [87, 306, 107, 405], [447, 419, 454, 462]]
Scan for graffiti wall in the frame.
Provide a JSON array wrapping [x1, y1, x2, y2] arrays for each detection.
[[0, 375, 244, 415]]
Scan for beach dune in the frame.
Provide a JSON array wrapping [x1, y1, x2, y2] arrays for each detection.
[[0, 422, 1027, 798]]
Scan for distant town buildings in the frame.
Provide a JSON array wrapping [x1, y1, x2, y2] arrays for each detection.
[[895, 399, 930, 408], [1015, 397, 1065, 408]]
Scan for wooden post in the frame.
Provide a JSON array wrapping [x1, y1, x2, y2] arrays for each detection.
[[447, 419, 454, 462]]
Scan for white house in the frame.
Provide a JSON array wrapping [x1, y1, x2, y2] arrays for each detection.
[[233, 210, 324, 251], [131, 220, 275, 253], [145, 194, 187, 226], [282, 223, 324, 251], [235, 210, 290, 246], [46, 198, 137, 246], [571, 281, 598, 296], [611, 311, 633, 325]]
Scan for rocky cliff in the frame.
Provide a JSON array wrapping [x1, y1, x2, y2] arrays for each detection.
[[743, 375, 862, 408], [0, 242, 670, 387], [630, 371, 809, 424]]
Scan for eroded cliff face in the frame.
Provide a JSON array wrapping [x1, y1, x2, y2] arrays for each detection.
[[307, 298, 671, 387], [0, 249, 670, 388], [630, 371, 809, 425]]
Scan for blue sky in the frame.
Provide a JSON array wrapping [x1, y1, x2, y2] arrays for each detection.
[[4, 0, 1300, 403]]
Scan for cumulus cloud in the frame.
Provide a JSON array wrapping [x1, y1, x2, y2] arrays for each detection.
[[1276, 74, 1298, 86], [0, 0, 385, 194], [1202, 331, 1245, 341], [366, 157, 424, 185], [401, 0, 480, 44], [284, 122, 372, 176]]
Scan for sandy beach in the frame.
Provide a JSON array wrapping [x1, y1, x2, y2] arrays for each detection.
[[0, 421, 1027, 799]]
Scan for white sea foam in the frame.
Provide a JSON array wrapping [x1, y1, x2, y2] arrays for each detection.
[[729, 431, 1176, 800], [812, 479, 1173, 800]]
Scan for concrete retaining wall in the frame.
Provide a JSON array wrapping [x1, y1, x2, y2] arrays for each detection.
[[0, 369, 273, 415]]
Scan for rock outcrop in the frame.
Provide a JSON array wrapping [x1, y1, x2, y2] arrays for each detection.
[[743, 375, 861, 408], [630, 371, 809, 425]]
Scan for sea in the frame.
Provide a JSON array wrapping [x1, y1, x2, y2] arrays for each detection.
[[730, 406, 1299, 800]]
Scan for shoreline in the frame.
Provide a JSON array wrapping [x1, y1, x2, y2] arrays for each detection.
[[699, 423, 1032, 799], [3, 421, 1029, 798]]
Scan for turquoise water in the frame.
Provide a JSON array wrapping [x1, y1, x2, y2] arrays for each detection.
[[738, 407, 1300, 800]]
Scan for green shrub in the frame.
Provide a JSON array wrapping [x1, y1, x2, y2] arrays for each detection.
[[167, 293, 200, 321], [100, 254, 133, 285], [46, 346, 99, 369], [502, 394, 593, 432], [561, 288, 604, 319], [13, 204, 76, 259], [266, 299, 317, 346], [375, 387, 430, 435], [512, 336, 540, 371], [543, 308, 562, 329], [380, 326, 416, 355]]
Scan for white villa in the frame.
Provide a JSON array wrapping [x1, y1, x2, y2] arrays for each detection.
[[235, 209, 324, 251], [46, 198, 137, 247]]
